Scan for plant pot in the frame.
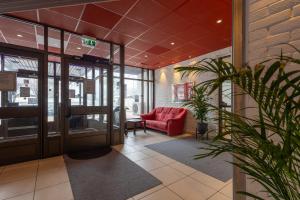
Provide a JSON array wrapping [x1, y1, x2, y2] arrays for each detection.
[[197, 122, 208, 135]]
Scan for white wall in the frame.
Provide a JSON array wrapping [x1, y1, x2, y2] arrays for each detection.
[[155, 47, 232, 134], [245, 0, 300, 199]]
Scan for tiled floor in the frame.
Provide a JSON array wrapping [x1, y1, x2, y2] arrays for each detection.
[[0, 130, 232, 200]]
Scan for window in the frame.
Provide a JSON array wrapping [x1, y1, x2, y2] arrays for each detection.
[[123, 66, 154, 119]]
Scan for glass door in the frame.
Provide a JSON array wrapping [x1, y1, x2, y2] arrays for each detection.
[[0, 46, 43, 165], [62, 57, 111, 153]]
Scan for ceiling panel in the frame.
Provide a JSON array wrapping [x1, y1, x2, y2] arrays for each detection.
[[39, 9, 78, 32], [105, 31, 135, 45], [113, 17, 148, 37], [8, 10, 38, 21], [76, 21, 109, 39], [146, 45, 170, 55], [49, 5, 84, 19], [82, 4, 122, 29], [154, 0, 187, 10], [127, 39, 153, 52], [139, 28, 169, 44], [95, 0, 136, 15], [154, 13, 191, 34], [6, 0, 232, 69], [127, 0, 170, 26]]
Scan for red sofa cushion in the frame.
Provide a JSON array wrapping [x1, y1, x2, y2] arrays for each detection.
[[154, 107, 185, 122], [146, 120, 167, 130]]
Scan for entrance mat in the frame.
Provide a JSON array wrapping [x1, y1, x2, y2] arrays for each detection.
[[64, 150, 161, 200], [146, 137, 232, 182], [67, 147, 112, 160]]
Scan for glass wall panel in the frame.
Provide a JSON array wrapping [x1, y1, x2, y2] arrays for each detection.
[[0, 16, 44, 50], [48, 56, 61, 135], [113, 45, 120, 64], [143, 81, 148, 113], [2, 55, 39, 107], [69, 114, 108, 135], [0, 117, 39, 141], [149, 82, 154, 111], [124, 79, 142, 119], [113, 65, 121, 129], [125, 66, 142, 79]]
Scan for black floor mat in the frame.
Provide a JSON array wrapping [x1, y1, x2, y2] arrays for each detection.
[[64, 150, 161, 200], [67, 147, 112, 160]]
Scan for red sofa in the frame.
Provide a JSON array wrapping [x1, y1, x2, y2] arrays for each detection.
[[141, 107, 187, 136]]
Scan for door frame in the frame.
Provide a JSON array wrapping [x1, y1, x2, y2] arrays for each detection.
[[61, 56, 113, 153], [0, 43, 45, 165]]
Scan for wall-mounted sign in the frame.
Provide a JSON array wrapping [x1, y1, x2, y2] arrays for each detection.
[[20, 87, 30, 97], [84, 79, 95, 94], [81, 35, 96, 48], [24, 79, 29, 87], [69, 89, 75, 98], [0, 72, 16, 91], [172, 82, 194, 102]]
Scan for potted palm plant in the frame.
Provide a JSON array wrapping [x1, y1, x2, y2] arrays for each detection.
[[184, 86, 209, 135], [175, 47, 300, 199]]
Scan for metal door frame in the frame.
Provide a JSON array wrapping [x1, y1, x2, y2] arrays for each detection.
[[61, 56, 113, 153], [0, 44, 45, 165]]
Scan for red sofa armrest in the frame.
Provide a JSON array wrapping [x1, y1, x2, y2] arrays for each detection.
[[140, 110, 155, 120]]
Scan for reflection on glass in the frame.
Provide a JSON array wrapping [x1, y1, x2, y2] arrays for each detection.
[[222, 80, 232, 107], [113, 65, 121, 129], [69, 64, 107, 106], [0, 117, 39, 140], [1, 55, 39, 107], [69, 114, 107, 135], [143, 81, 148, 113], [125, 66, 142, 79], [48, 59, 61, 135], [125, 79, 142, 119], [149, 82, 154, 111]]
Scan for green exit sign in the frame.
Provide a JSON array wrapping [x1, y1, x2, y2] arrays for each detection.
[[81, 36, 97, 48]]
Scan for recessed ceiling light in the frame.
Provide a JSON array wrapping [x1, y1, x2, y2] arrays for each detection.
[[217, 19, 223, 24], [76, 47, 82, 50], [144, 55, 148, 58], [170, 42, 175, 46], [17, 34, 23, 38], [189, 55, 192, 58]]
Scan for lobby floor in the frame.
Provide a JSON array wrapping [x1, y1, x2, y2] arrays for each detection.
[[0, 131, 232, 200]]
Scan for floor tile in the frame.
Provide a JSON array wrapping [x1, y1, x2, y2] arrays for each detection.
[[136, 157, 165, 171], [38, 157, 66, 173], [3, 160, 38, 171], [219, 182, 233, 199], [0, 178, 35, 200], [208, 192, 232, 200], [154, 155, 176, 165], [140, 188, 182, 200], [34, 182, 74, 200], [0, 165, 37, 184], [113, 144, 137, 154], [36, 166, 69, 189], [140, 149, 161, 157], [190, 171, 226, 190], [133, 184, 164, 200], [150, 166, 185, 185], [6, 192, 34, 200], [125, 151, 150, 162], [169, 162, 196, 175], [168, 177, 217, 200]]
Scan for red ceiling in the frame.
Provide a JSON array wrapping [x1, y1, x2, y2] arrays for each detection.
[[3, 0, 232, 69]]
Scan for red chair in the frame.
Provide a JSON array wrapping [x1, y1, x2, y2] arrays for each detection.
[[141, 107, 187, 136]]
